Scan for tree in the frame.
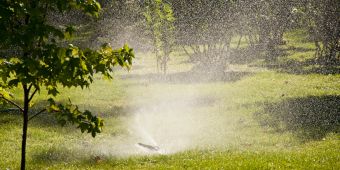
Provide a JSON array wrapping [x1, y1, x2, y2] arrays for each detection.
[[85, 0, 145, 49], [302, 0, 340, 65], [235, 0, 295, 61], [0, 1, 134, 169], [143, 0, 175, 74], [173, 0, 238, 75]]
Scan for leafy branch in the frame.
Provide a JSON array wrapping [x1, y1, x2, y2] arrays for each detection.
[[0, 95, 24, 113]]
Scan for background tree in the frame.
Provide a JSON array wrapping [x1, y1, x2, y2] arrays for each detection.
[[143, 0, 175, 74], [0, 1, 134, 169], [85, 0, 145, 49], [235, 0, 295, 61], [172, 0, 238, 75], [302, 0, 340, 65]]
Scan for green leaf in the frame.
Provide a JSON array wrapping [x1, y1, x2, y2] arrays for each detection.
[[0, 0, 132, 140], [47, 85, 59, 96], [0, 87, 13, 99], [8, 79, 20, 87], [65, 26, 76, 39]]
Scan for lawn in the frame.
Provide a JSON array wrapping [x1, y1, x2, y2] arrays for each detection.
[[0, 30, 339, 169]]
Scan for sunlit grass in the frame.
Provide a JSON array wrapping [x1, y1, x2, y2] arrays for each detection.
[[284, 29, 316, 50]]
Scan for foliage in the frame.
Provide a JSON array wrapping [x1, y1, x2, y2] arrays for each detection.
[[302, 0, 340, 65], [143, 0, 175, 74], [233, 0, 296, 61], [0, 0, 134, 169], [84, 0, 144, 48], [0, 0, 133, 134], [172, 0, 238, 73]]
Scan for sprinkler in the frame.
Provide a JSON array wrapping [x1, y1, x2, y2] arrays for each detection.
[[137, 143, 160, 152]]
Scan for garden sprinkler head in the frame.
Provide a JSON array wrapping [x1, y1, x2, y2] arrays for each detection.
[[137, 143, 160, 152]]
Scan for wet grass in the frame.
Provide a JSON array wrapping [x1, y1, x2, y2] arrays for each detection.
[[8, 138, 337, 170], [260, 29, 340, 75], [255, 95, 340, 140], [1, 30, 340, 169]]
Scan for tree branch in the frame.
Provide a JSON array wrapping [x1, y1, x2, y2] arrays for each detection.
[[28, 109, 46, 121], [0, 96, 24, 113], [182, 46, 191, 57], [28, 84, 33, 91], [28, 88, 38, 102]]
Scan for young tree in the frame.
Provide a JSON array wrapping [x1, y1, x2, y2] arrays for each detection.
[[143, 0, 175, 74], [0, 1, 134, 169]]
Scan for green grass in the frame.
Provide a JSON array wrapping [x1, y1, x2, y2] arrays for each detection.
[[280, 29, 316, 63], [1, 30, 340, 169], [19, 139, 338, 170]]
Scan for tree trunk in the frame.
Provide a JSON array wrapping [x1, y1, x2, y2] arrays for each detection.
[[236, 35, 243, 49], [21, 85, 29, 170]]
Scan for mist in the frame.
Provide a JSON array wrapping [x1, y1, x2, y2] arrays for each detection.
[[74, 0, 339, 157]]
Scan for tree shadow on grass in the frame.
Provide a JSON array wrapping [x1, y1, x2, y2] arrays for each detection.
[[254, 95, 340, 140], [0, 100, 129, 130], [122, 70, 254, 84], [0, 103, 23, 128], [265, 59, 340, 75], [27, 104, 130, 130], [285, 46, 315, 53], [30, 146, 83, 165]]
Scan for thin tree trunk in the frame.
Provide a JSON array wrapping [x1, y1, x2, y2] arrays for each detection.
[[163, 56, 167, 75], [21, 84, 29, 170], [182, 46, 191, 57], [236, 35, 243, 49]]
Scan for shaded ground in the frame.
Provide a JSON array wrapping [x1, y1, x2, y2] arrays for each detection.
[[121, 70, 253, 84], [254, 95, 340, 140], [264, 59, 340, 75]]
